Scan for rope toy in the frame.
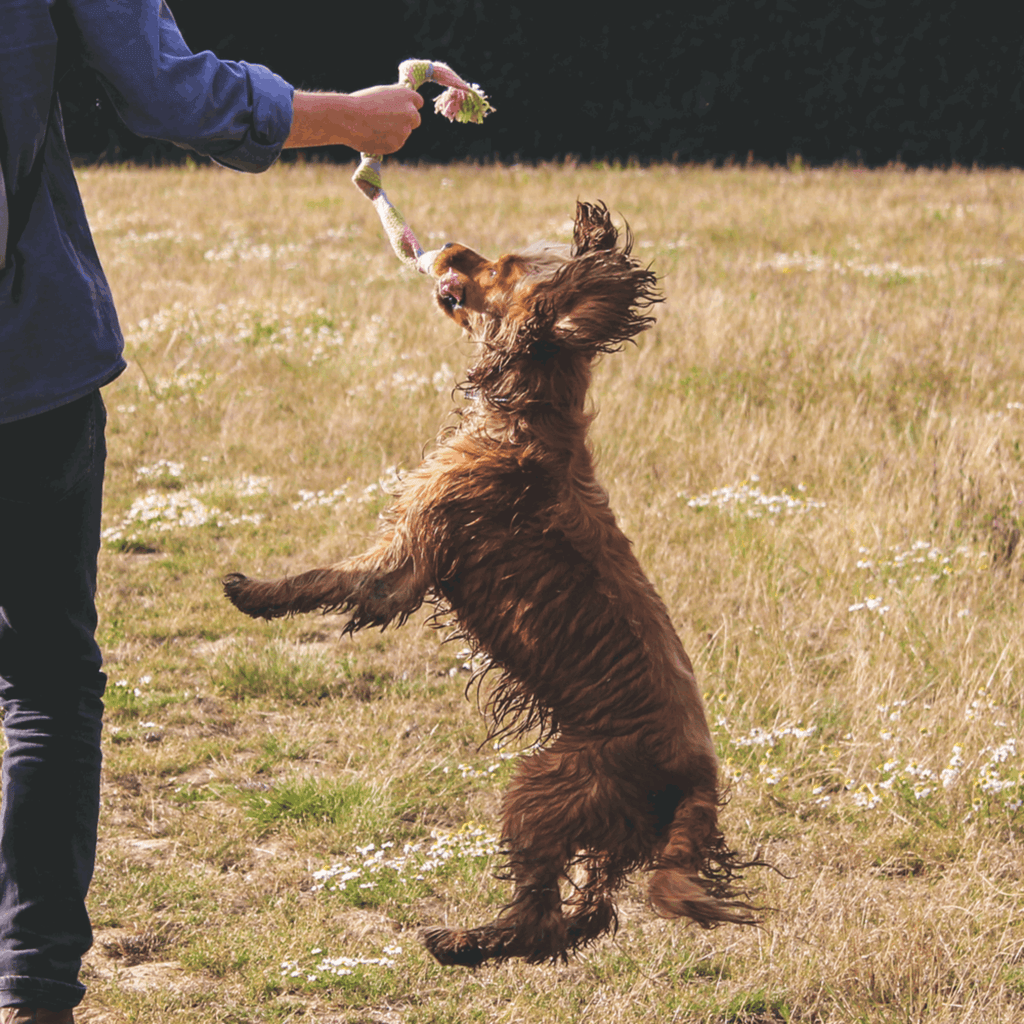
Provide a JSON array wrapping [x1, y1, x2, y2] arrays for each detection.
[[352, 60, 493, 274]]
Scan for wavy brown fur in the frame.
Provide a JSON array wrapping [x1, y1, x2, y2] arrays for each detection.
[[224, 201, 758, 966]]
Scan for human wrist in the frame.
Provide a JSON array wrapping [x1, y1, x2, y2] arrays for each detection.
[[284, 91, 360, 149]]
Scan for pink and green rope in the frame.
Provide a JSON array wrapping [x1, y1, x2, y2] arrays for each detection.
[[352, 60, 493, 273]]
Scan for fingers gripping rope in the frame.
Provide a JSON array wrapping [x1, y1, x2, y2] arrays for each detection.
[[352, 60, 493, 273]]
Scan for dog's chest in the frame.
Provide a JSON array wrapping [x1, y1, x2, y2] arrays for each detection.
[[426, 456, 553, 541], [425, 458, 623, 632]]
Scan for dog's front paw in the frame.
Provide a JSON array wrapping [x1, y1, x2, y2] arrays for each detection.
[[223, 572, 282, 620], [222, 571, 251, 606]]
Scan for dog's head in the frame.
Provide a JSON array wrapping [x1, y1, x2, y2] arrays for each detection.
[[421, 203, 661, 407]]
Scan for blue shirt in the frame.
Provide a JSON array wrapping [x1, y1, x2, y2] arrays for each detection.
[[0, 0, 294, 423]]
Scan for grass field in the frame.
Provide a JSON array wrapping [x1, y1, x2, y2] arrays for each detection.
[[64, 160, 1024, 1022]]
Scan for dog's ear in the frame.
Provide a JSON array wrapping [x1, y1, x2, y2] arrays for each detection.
[[571, 201, 619, 256], [536, 246, 661, 355]]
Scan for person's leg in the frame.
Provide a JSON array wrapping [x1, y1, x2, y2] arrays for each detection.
[[0, 392, 107, 1011]]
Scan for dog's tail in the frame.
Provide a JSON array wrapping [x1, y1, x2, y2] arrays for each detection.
[[223, 568, 351, 620], [647, 787, 760, 927]]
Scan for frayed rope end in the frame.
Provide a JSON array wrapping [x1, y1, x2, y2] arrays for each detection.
[[398, 59, 495, 124]]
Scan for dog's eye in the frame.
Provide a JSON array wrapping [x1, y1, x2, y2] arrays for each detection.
[[440, 293, 459, 312]]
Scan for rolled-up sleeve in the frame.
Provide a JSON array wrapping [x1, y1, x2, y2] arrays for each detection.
[[68, 0, 294, 172]]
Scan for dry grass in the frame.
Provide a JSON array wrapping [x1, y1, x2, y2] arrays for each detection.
[[55, 160, 1024, 1021]]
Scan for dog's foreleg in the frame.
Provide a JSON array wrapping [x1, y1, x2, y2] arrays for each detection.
[[224, 543, 428, 627]]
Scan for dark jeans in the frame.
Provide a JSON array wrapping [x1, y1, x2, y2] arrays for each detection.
[[0, 391, 107, 1009]]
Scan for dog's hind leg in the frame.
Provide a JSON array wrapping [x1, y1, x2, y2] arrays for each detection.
[[423, 872, 568, 967], [647, 786, 756, 927], [423, 747, 586, 966], [422, 858, 619, 965], [422, 844, 570, 967], [224, 539, 429, 628], [561, 865, 618, 952]]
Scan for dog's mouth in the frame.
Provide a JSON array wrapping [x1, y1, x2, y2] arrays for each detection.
[[435, 269, 465, 312], [422, 244, 491, 325]]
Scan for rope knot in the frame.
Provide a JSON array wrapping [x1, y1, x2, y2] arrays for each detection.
[[353, 61, 494, 271]]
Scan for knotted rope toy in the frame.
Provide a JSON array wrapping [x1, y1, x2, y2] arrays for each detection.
[[352, 60, 493, 275]]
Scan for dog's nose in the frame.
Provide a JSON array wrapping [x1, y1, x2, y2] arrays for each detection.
[[443, 243, 454, 249]]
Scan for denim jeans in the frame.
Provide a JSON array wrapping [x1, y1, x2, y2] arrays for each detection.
[[0, 391, 107, 1009]]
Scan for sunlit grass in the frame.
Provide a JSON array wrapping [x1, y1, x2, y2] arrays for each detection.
[[55, 160, 1024, 1022]]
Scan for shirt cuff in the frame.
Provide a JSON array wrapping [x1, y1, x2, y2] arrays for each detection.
[[210, 63, 294, 173]]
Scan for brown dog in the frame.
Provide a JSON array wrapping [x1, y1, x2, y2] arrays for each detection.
[[224, 202, 755, 965]]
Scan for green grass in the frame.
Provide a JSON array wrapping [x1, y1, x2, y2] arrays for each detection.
[[209, 644, 351, 704], [236, 777, 389, 837]]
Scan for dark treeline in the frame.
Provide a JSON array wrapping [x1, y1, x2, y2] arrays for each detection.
[[59, 0, 1023, 167]]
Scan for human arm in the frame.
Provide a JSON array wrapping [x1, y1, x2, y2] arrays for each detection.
[[64, 0, 294, 172], [285, 86, 423, 155]]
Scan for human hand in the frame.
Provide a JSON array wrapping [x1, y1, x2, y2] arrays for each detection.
[[344, 84, 425, 154]]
